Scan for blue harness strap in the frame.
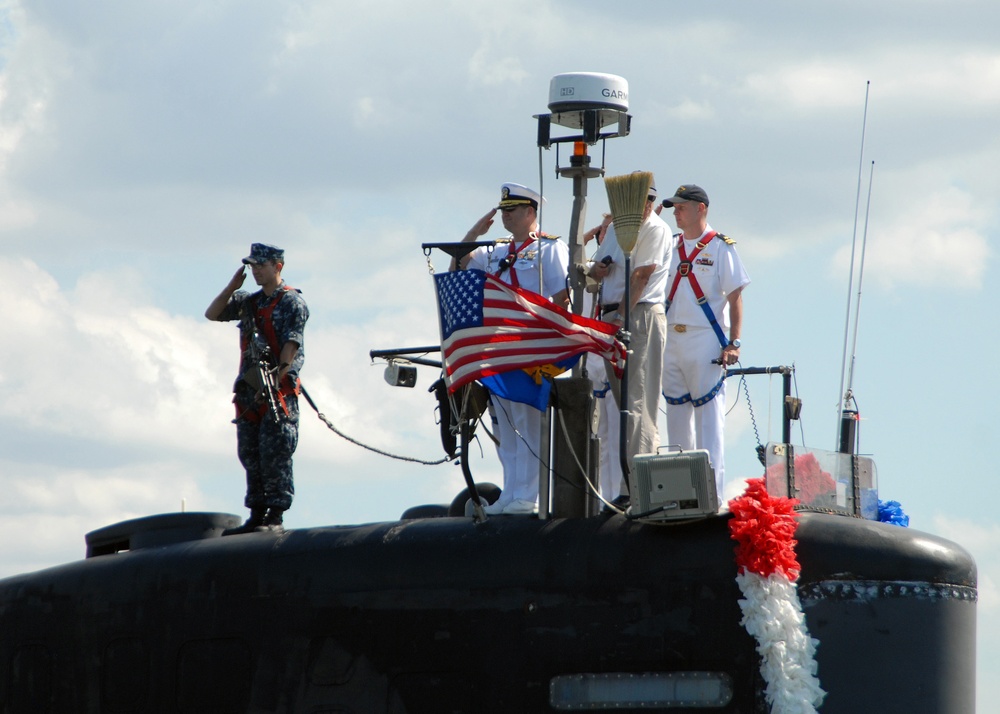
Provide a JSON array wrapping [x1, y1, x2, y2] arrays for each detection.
[[699, 299, 730, 349], [663, 373, 726, 408]]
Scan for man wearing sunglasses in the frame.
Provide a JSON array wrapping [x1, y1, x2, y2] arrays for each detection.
[[453, 183, 570, 515], [587, 179, 670, 505]]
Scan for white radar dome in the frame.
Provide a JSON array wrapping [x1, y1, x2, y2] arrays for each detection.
[[548, 72, 629, 114]]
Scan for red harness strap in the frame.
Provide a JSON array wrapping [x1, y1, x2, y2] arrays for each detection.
[[494, 236, 537, 289], [665, 231, 718, 306], [665, 231, 730, 349], [237, 285, 301, 421]]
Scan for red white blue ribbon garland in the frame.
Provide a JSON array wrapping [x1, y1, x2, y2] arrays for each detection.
[[729, 478, 826, 712]]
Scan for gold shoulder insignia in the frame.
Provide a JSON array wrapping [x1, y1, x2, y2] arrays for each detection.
[[718, 233, 736, 245], [495, 237, 514, 244], [537, 232, 560, 240]]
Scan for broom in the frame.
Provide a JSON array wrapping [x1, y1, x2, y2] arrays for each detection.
[[602, 170, 654, 491], [605, 171, 653, 255]]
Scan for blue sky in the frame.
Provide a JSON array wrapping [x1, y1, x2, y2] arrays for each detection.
[[1, 0, 997, 705]]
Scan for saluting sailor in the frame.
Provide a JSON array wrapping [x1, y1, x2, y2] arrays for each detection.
[[205, 243, 309, 534], [660, 185, 749, 499], [454, 183, 570, 515]]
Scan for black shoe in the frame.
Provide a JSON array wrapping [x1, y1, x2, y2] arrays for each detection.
[[223, 508, 266, 536], [612, 494, 630, 509], [602, 495, 630, 515], [256, 508, 285, 533]]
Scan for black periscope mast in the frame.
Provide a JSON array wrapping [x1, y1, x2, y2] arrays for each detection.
[[0, 74, 977, 713]]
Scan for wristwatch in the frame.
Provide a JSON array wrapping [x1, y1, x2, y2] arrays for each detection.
[[609, 312, 624, 323], [728, 339, 741, 349]]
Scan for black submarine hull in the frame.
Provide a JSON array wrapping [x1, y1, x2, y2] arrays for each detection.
[[0, 511, 976, 713]]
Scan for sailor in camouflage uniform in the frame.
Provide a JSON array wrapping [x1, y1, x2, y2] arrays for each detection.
[[205, 243, 309, 533]]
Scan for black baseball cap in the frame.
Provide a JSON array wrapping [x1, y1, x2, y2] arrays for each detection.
[[661, 184, 709, 207]]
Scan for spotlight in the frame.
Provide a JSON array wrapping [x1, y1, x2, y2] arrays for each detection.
[[384, 363, 417, 388]]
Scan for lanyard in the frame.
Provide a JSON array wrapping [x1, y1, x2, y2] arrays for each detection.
[[495, 237, 536, 289]]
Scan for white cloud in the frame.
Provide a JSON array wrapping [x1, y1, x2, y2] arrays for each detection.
[[467, 43, 529, 87], [4, 259, 231, 451], [646, 97, 716, 124], [740, 63, 865, 112], [929, 515, 1000, 611], [0, 459, 211, 578], [927, 513, 1000, 704], [879, 51, 1000, 108], [353, 96, 380, 128], [736, 47, 1000, 119], [831, 181, 991, 290]]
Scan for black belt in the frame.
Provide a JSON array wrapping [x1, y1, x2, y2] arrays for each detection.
[[600, 302, 620, 315]]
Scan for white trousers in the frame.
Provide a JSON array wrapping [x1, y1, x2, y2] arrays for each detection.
[[662, 326, 727, 497], [493, 396, 541, 504], [587, 355, 625, 501]]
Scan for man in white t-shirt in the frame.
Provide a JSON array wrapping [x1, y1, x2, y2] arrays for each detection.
[[589, 180, 670, 498], [660, 184, 750, 497]]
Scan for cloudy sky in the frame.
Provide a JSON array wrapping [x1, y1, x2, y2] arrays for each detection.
[[1, 0, 997, 702]]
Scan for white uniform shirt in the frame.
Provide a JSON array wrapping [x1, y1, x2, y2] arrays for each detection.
[[665, 223, 750, 333], [591, 230, 626, 305], [467, 233, 569, 300], [593, 212, 671, 305]]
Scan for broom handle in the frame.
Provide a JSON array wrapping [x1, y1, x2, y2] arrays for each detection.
[[618, 253, 631, 487]]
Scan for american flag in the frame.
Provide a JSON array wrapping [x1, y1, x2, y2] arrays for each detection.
[[434, 269, 626, 392]]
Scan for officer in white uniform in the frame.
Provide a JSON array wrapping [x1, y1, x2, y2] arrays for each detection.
[[660, 185, 750, 498], [455, 183, 570, 515]]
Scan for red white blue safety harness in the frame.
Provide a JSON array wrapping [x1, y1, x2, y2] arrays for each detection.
[[663, 232, 728, 407]]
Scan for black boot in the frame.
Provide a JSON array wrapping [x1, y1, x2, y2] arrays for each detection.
[[223, 507, 266, 536], [257, 508, 285, 533]]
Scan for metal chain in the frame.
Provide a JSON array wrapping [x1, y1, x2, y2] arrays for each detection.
[[301, 386, 450, 466], [738, 372, 766, 467]]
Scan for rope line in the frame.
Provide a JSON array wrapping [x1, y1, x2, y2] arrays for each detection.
[[300, 386, 451, 466]]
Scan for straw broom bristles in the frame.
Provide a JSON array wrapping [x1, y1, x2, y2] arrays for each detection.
[[604, 171, 653, 255]]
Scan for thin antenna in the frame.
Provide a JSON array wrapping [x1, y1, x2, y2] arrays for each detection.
[[836, 81, 870, 451], [844, 161, 875, 407]]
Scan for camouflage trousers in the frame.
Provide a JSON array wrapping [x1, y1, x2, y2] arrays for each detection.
[[235, 396, 299, 511]]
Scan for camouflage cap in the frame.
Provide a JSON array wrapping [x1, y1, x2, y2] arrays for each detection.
[[242, 243, 285, 265]]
